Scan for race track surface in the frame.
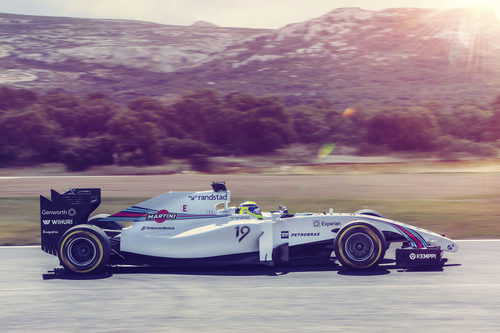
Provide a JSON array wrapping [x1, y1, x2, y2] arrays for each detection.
[[1, 241, 499, 332]]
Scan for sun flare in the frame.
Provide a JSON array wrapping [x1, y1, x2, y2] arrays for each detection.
[[445, 0, 500, 20]]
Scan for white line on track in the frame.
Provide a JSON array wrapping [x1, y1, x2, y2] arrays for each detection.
[[0, 239, 499, 248], [456, 239, 500, 242], [0, 176, 133, 180]]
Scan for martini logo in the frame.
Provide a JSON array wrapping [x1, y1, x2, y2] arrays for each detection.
[[146, 210, 178, 223]]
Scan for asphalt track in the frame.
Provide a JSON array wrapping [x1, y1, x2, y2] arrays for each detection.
[[1, 241, 499, 332]]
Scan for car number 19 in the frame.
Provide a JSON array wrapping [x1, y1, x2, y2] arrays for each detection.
[[234, 226, 250, 242]]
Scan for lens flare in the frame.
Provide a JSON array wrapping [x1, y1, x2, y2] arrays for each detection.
[[343, 107, 357, 118], [317, 143, 336, 159]]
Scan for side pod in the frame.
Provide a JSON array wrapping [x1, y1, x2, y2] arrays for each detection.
[[40, 188, 101, 255]]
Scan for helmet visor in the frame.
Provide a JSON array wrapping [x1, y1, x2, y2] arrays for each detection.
[[248, 206, 261, 216]]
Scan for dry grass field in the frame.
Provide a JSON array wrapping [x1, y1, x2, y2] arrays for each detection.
[[0, 167, 499, 245]]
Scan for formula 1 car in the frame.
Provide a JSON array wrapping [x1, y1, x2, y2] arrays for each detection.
[[40, 182, 458, 274]]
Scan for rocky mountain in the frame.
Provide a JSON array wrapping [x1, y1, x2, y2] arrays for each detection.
[[1, 8, 499, 107]]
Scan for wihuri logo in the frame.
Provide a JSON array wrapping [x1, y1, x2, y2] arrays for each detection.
[[146, 210, 178, 223]]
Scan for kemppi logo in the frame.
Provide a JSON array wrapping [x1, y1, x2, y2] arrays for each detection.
[[409, 253, 437, 260]]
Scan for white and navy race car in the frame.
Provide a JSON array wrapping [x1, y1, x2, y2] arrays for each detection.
[[40, 182, 458, 274]]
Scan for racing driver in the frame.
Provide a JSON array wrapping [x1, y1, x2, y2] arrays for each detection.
[[238, 201, 263, 219]]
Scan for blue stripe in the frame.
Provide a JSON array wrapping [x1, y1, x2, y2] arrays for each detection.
[[360, 216, 426, 248], [403, 227, 428, 247]]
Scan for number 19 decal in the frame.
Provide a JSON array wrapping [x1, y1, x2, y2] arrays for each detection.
[[234, 226, 250, 242]]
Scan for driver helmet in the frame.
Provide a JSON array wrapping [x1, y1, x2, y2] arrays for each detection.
[[239, 201, 263, 219]]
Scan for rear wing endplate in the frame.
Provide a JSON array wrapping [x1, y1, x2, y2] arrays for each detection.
[[40, 188, 101, 255]]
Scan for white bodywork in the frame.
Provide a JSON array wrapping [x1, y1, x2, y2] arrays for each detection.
[[106, 189, 458, 263]]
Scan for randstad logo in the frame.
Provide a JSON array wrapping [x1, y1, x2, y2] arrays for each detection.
[[188, 194, 228, 201]]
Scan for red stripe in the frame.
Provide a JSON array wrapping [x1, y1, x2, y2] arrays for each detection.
[[390, 223, 424, 248]]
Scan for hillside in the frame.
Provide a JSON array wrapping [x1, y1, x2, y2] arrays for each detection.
[[1, 8, 499, 106]]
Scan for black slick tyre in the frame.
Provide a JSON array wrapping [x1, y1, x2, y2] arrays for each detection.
[[58, 224, 111, 274], [334, 222, 386, 270]]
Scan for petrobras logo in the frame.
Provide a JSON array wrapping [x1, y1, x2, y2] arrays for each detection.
[[188, 193, 228, 201], [291, 232, 320, 237], [409, 253, 437, 260], [146, 210, 178, 223], [281, 231, 289, 239]]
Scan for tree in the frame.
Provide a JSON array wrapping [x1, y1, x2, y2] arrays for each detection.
[[0, 108, 62, 165], [0, 86, 38, 110], [442, 105, 493, 142], [77, 94, 122, 137], [107, 110, 163, 165], [490, 94, 500, 141], [217, 92, 293, 154], [365, 106, 440, 151], [160, 137, 218, 158], [37, 90, 82, 137], [61, 135, 115, 171], [167, 89, 221, 142], [290, 106, 329, 143]]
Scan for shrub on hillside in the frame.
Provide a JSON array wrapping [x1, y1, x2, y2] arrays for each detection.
[[0, 108, 62, 165], [61, 136, 115, 171], [190, 153, 212, 172], [436, 136, 497, 158], [0, 86, 38, 110], [440, 105, 493, 142], [161, 138, 219, 158], [365, 106, 440, 151]]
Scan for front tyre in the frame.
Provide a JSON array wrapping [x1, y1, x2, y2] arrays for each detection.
[[58, 225, 111, 274], [335, 222, 386, 270]]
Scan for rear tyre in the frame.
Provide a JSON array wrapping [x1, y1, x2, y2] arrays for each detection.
[[58, 224, 111, 274], [335, 222, 386, 270]]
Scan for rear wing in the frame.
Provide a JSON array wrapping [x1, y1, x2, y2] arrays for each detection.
[[40, 188, 101, 255]]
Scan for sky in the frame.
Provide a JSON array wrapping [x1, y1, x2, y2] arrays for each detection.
[[0, 0, 498, 28]]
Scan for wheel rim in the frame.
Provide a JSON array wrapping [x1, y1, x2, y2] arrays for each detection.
[[67, 237, 97, 266], [345, 232, 374, 262]]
